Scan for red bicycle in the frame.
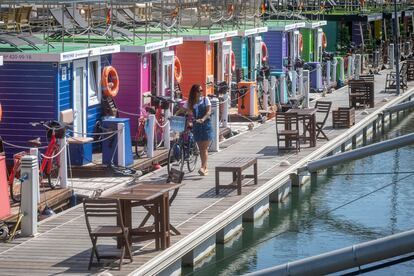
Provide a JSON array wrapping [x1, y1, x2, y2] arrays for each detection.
[[7, 121, 66, 203], [134, 95, 174, 157]]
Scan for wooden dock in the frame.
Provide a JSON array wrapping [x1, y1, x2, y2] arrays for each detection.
[[1, 70, 413, 275]]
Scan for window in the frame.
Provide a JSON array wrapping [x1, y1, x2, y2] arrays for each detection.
[[88, 57, 101, 106]]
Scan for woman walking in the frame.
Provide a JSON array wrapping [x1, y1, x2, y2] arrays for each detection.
[[185, 84, 212, 176]]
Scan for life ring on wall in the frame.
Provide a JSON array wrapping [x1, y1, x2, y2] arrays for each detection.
[[298, 33, 304, 53], [231, 50, 236, 72], [174, 56, 183, 83], [227, 4, 234, 16], [261, 42, 268, 62], [322, 32, 328, 49], [0, 103, 2, 122], [102, 66, 119, 97]]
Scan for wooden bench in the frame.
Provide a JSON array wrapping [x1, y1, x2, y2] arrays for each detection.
[[332, 107, 355, 128], [215, 157, 258, 195], [348, 80, 374, 109]]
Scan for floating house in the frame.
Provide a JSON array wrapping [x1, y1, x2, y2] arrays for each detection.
[[232, 26, 268, 81], [111, 36, 183, 137], [0, 40, 120, 159]]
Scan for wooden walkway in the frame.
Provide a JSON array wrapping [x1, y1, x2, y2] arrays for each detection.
[[0, 71, 413, 275]]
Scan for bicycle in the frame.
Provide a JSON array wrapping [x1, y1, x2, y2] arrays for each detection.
[[134, 95, 174, 158], [6, 121, 66, 203], [167, 115, 199, 175]]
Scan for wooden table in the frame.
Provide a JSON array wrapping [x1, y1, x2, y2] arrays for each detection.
[[215, 157, 258, 195], [104, 183, 182, 250], [287, 108, 317, 147]]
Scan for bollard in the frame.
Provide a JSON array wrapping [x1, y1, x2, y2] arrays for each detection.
[[222, 93, 229, 128], [269, 76, 277, 106], [146, 115, 155, 158], [29, 148, 40, 202], [59, 136, 67, 189], [332, 59, 337, 85], [389, 43, 395, 70], [249, 84, 256, 117], [355, 54, 361, 79], [280, 74, 288, 104], [290, 70, 297, 97], [316, 63, 322, 90], [164, 108, 171, 150], [117, 123, 125, 166], [303, 70, 310, 108], [326, 60, 331, 87], [298, 68, 304, 96], [21, 155, 39, 237], [263, 79, 269, 111], [210, 97, 220, 152]]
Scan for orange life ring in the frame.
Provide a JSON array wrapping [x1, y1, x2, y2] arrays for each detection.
[[102, 66, 119, 97], [174, 56, 183, 83], [298, 33, 304, 53], [231, 50, 236, 72], [0, 103, 2, 122], [322, 32, 327, 49], [227, 4, 234, 16], [261, 42, 268, 62]]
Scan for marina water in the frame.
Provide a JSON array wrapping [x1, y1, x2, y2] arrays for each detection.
[[187, 113, 414, 276]]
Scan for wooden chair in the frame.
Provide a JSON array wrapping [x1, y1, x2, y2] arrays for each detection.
[[0, 8, 16, 31], [83, 198, 133, 270], [136, 168, 184, 236], [315, 101, 332, 140], [348, 80, 374, 108], [385, 62, 408, 93], [275, 112, 300, 152]]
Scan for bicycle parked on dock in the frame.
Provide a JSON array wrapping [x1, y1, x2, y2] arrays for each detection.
[[5, 121, 66, 203], [167, 115, 199, 175], [134, 94, 174, 158]]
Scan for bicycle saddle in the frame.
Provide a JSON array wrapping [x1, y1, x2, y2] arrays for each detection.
[[27, 137, 41, 148], [145, 106, 156, 115]]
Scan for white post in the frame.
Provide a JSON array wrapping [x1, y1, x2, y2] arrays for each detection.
[[210, 97, 219, 152], [249, 84, 256, 117], [332, 59, 337, 85], [263, 78, 269, 111], [290, 70, 297, 97], [21, 155, 39, 237], [222, 93, 229, 128], [270, 76, 277, 106], [389, 43, 395, 70], [59, 137, 67, 189], [117, 123, 125, 167], [280, 74, 287, 104], [29, 148, 40, 202], [316, 63, 322, 90], [147, 115, 155, 158], [355, 54, 361, 80], [303, 70, 310, 108], [326, 60, 331, 87], [298, 68, 304, 96], [164, 108, 171, 150]]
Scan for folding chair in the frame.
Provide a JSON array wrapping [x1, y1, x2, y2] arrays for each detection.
[[83, 198, 133, 270], [385, 62, 408, 93], [315, 101, 332, 140], [275, 112, 300, 152]]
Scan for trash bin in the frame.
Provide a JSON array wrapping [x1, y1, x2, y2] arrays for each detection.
[[270, 71, 288, 104], [102, 117, 133, 166]]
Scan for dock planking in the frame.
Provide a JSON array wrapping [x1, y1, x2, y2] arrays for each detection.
[[0, 71, 413, 275]]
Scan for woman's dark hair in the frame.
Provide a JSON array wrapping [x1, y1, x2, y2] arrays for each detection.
[[187, 84, 202, 111]]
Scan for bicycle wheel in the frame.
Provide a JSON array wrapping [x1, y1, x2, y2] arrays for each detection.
[[8, 165, 21, 203], [187, 138, 199, 172], [43, 147, 60, 189], [154, 120, 165, 149], [135, 122, 147, 158], [167, 141, 184, 175]]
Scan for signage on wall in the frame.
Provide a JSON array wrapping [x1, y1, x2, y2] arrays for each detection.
[[61, 66, 67, 81], [143, 56, 148, 69]]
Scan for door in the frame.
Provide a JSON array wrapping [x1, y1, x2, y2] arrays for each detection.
[[161, 51, 174, 97], [220, 41, 232, 84], [73, 59, 87, 138]]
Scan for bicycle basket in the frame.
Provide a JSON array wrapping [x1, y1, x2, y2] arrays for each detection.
[[46, 121, 66, 139], [169, 116, 186, 133]]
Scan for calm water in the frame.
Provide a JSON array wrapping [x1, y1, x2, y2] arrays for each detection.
[[186, 113, 414, 276]]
